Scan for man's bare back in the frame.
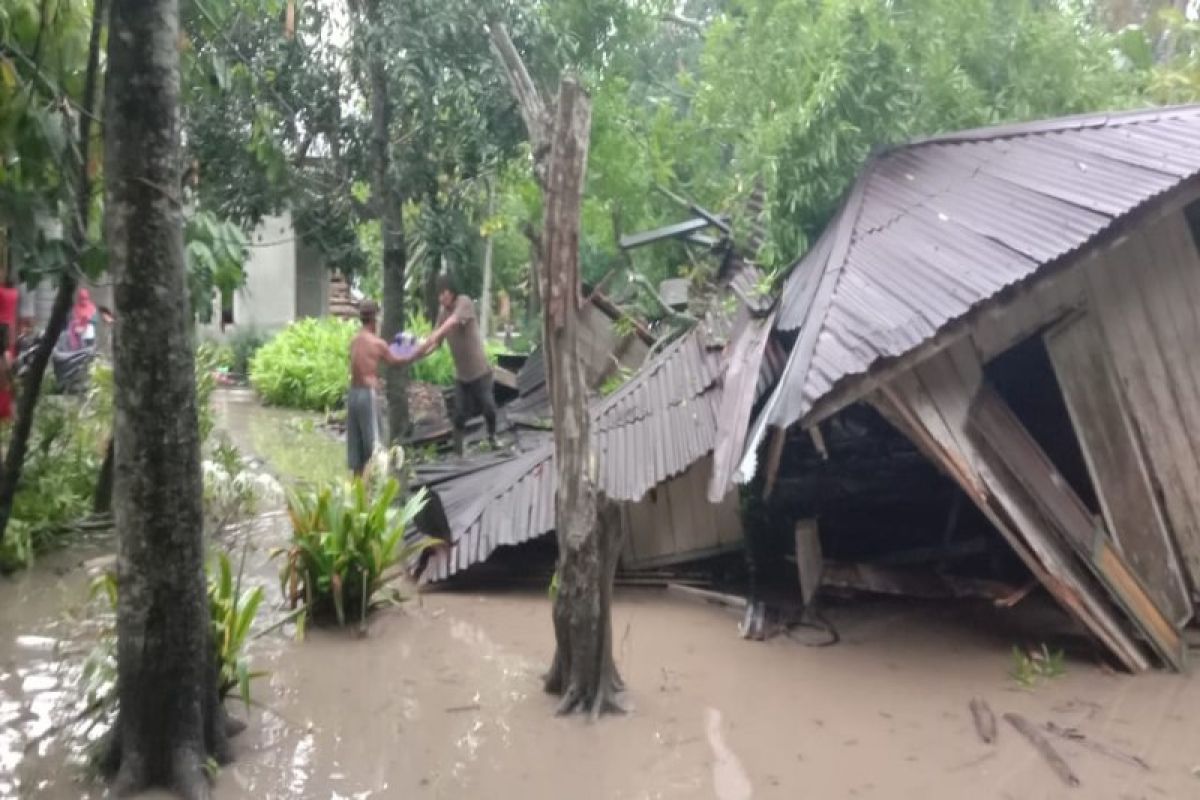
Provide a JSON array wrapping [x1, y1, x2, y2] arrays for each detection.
[[350, 329, 391, 389]]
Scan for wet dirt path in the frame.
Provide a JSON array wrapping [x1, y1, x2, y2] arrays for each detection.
[[2, 389, 1200, 798]]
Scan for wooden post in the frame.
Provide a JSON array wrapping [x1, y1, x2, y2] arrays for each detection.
[[794, 519, 823, 608]]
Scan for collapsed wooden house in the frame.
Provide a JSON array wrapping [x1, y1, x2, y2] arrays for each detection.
[[415, 320, 751, 579], [717, 104, 1200, 671]]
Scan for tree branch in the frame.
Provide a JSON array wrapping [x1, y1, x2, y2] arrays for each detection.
[[660, 13, 705, 34], [487, 20, 551, 176]]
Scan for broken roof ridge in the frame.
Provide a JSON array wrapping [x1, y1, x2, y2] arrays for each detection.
[[900, 102, 1200, 150]]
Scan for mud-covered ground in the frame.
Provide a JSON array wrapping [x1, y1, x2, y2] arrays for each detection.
[[2, 390, 1199, 799]]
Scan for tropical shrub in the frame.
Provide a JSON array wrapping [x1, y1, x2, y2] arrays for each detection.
[[0, 367, 111, 571], [249, 317, 356, 411], [275, 474, 435, 636], [1, 351, 221, 572]]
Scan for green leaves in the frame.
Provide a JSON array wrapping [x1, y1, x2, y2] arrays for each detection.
[[249, 316, 357, 411], [276, 474, 436, 636]]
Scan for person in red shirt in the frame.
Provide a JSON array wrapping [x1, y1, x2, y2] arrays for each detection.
[[0, 269, 20, 422]]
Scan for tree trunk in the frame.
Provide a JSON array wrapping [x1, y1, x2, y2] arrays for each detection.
[[0, 0, 105, 546], [480, 182, 496, 337], [104, 0, 225, 795], [537, 81, 623, 716], [490, 21, 622, 717], [365, 0, 409, 444], [94, 436, 115, 515]]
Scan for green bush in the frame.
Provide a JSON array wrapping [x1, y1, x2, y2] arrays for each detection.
[[274, 475, 436, 636], [1, 353, 220, 572], [249, 317, 356, 411]]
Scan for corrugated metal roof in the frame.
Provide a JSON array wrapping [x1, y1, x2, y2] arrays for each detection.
[[761, 104, 1200, 433], [416, 325, 726, 581]]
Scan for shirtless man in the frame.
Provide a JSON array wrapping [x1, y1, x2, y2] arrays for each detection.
[[348, 299, 417, 476]]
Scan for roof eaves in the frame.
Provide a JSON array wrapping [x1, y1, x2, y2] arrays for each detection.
[[904, 103, 1200, 149]]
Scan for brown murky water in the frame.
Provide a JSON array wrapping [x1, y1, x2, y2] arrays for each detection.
[[3, 389, 1200, 799]]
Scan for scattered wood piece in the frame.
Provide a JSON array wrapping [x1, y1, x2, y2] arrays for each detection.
[[1043, 722, 1150, 771], [793, 519, 823, 608], [667, 583, 748, 610], [994, 579, 1040, 609], [1005, 712, 1081, 788], [821, 561, 1018, 602], [969, 698, 997, 744], [445, 703, 482, 714]]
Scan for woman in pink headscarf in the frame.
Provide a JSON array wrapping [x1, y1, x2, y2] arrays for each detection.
[[68, 288, 97, 351]]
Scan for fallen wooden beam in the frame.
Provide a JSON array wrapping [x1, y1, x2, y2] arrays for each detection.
[[1005, 712, 1080, 788], [667, 583, 748, 610], [969, 698, 997, 744], [1043, 722, 1150, 772], [821, 561, 1018, 602]]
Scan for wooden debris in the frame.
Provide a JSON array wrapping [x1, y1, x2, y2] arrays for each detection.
[[445, 703, 482, 714], [1043, 722, 1150, 771], [821, 561, 1018, 602], [793, 519, 823, 608], [1004, 712, 1081, 788], [994, 579, 1040, 609], [969, 698, 997, 744], [667, 583, 748, 610]]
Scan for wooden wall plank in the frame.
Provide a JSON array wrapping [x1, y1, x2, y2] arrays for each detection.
[[1045, 313, 1192, 625], [1085, 241, 1200, 592]]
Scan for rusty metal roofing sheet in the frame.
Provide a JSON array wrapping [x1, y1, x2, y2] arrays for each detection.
[[760, 103, 1200, 434], [416, 325, 726, 581]]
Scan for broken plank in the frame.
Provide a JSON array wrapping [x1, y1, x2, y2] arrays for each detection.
[[1043, 722, 1150, 772], [969, 698, 997, 745], [794, 519, 823, 607], [821, 561, 1017, 602], [666, 583, 748, 610], [1005, 712, 1081, 788]]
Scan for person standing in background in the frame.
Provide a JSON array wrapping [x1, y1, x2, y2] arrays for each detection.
[[68, 288, 98, 350], [0, 269, 19, 422]]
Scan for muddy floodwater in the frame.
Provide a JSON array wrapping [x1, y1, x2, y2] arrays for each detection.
[[3, 389, 1200, 799]]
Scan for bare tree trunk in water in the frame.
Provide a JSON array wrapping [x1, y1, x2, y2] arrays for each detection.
[[0, 0, 105, 545], [489, 21, 625, 716], [364, 0, 409, 443], [103, 0, 228, 794]]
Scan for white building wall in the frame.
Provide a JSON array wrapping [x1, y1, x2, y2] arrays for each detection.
[[233, 213, 297, 334]]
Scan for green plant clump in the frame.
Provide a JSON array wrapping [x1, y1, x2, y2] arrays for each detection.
[[1010, 644, 1066, 689], [275, 476, 435, 637], [249, 317, 357, 411]]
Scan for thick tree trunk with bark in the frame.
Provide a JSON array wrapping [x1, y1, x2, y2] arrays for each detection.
[[489, 22, 625, 716], [104, 0, 226, 795], [0, 0, 105, 545], [365, 0, 409, 443]]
